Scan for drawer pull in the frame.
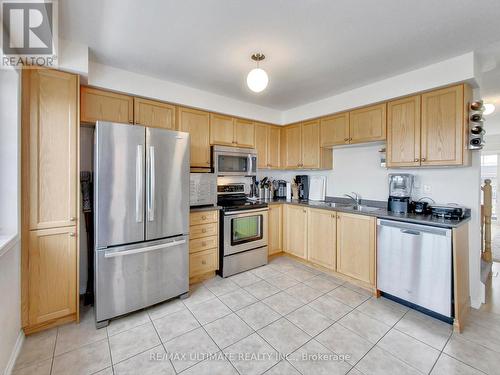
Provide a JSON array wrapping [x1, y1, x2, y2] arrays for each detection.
[[201, 215, 207, 220], [70, 217, 76, 221], [202, 260, 207, 265], [69, 232, 76, 237], [202, 228, 207, 233]]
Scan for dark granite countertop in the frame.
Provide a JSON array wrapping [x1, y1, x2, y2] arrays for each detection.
[[258, 198, 470, 229], [190, 205, 221, 212]]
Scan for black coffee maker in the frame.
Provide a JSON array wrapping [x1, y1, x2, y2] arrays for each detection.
[[388, 173, 414, 213], [295, 175, 309, 200]]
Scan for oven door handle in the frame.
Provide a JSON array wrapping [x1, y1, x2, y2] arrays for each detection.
[[224, 208, 269, 216]]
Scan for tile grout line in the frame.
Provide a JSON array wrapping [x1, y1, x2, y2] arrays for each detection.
[[147, 308, 179, 374], [49, 326, 59, 375]]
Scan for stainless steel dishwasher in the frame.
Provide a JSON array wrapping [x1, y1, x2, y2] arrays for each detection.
[[377, 219, 453, 318]]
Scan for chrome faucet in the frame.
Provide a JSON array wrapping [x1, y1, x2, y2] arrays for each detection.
[[344, 192, 362, 207]]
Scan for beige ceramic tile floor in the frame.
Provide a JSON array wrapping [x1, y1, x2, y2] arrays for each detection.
[[13, 256, 500, 375]]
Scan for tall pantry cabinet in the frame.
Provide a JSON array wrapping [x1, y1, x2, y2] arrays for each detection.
[[21, 69, 80, 334]]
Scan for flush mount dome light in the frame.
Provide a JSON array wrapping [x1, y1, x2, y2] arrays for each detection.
[[247, 53, 268, 93]]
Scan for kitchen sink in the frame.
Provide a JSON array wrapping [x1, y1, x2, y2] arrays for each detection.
[[325, 202, 353, 208], [350, 205, 382, 212]]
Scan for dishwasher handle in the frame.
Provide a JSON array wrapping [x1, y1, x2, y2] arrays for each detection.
[[378, 219, 451, 237]]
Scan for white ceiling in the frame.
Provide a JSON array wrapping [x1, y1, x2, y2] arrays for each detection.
[[60, 0, 500, 110]]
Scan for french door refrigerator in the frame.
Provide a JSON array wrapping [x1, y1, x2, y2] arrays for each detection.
[[94, 121, 190, 327]]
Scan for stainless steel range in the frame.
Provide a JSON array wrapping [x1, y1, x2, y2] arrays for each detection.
[[217, 183, 268, 277]]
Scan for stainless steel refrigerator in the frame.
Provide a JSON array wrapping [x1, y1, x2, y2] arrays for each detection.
[[94, 121, 190, 327]]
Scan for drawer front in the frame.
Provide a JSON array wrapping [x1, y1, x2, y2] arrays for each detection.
[[189, 248, 217, 276], [189, 236, 218, 253], [190, 223, 218, 239], [190, 210, 218, 225]]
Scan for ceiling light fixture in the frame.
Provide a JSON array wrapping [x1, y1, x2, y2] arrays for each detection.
[[484, 103, 495, 115], [247, 53, 268, 93]]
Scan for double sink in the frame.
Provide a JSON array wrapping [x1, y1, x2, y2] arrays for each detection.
[[310, 201, 383, 213]]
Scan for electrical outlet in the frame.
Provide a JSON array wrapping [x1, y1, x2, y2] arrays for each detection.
[[423, 184, 431, 193]]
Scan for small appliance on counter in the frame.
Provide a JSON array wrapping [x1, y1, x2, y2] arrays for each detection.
[[388, 173, 414, 213], [273, 180, 287, 199], [413, 197, 435, 215], [309, 176, 326, 201], [190, 173, 217, 207], [430, 204, 466, 220], [295, 175, 309, 200]]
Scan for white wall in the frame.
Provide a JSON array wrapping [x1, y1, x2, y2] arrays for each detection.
[[88, 62, 283, 124], [282, 52, 477, 124], [0, 70, 23, 375], [258, 144, 483, 308]]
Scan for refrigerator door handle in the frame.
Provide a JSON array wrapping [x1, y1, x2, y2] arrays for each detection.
[[135, 145, 143, 223], [148, 146, 156, 221], [104, 239, 187, 258]]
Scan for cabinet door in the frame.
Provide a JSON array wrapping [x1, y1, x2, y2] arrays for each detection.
[[268, 126, 281, 168], [177, 107, 211, 168], [210, 113, 234, 146], [349, 103, 387, 144], [25, 69, 78, 230], [28, 227, 77, 325], [80, 86, 133, 124], [134, 97, 175, 129], [234, 118, 255, 148], [255, 124, 269, 169], [301, 120, 320, 168], [284, 205, 307, 259], [268, 205, 283, 255], [283, 124, 302, 168], [387, 95, 421, 167], [320, 113, 350, 147], [336, 213, 375, 285], [307, 209, 336, 270], [421, 85, 464, 166]]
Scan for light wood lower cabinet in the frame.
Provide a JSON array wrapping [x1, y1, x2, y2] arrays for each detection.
[[307, 208, 336, 270], [189, 210, 219, 280], [336, 212, 376, 286], [80, 86, 133, 124], [177, 107, 211, 168], [284, 205, 308, 259], [134, 97, 175, 129], [268, 204, 283, 255], [28, 227, 77, 326]]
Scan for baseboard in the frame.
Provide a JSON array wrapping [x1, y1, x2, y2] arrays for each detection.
[[4, 330, 24, 375]]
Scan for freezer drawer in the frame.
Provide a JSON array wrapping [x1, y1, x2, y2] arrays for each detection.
[[95, 236, 189, 323], [377, 220, 452, 317]]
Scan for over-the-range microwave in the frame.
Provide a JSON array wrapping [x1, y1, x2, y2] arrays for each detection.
[[213, 145, 257, 176]]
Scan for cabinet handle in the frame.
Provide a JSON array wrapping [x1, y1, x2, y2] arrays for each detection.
[[349, 137, 353, 141], [303, 209, 306, 213], [202, 228, 207, 233], [69, 232, 76, 237], [331, 214, 335, 218], [202, 215, 207, 220], [129, 120, 134, 124], [414, 158, 419, 162], [421, 157, 426, 162], [70, 217, 76, 221], [344, 138, 349, 142]]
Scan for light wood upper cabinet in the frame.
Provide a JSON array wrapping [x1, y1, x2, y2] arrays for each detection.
[[301, 120, 320, 168], [268, 126, 281, 168], [28, 226, 77, 326], [421, 85, 466, 166], [284, 205, 308, 259], [134, 97, 175, 129], [308, 208, 336, 270], [321, 112, 350, 147], [234, 118, 255, 148], [282, 123, 302, 169], [80, 86, 133, 124], [177, 107, 211, 168], [387, 95, 421, 167], [255, 123, 269, 169], [268, 204, 283, 255], [336, 212, 376, 285], [210, 113, 235, 146], [25, 69, 78, 230], [349, 103, 386, 144], [255, 124, 281, 169]]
